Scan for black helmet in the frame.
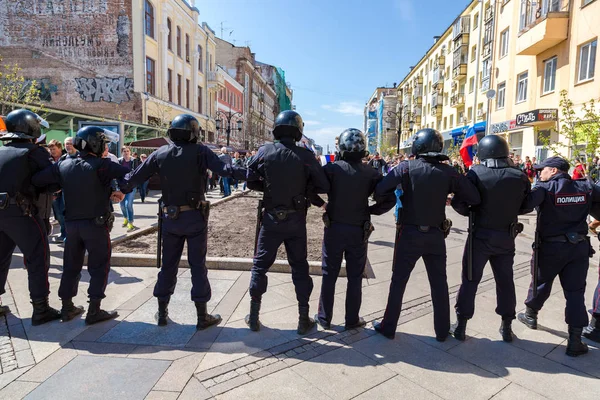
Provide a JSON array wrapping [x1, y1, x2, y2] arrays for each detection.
[[476, 135, 509, 160], [0, 109, 49, 141], [273, 110, 303, 141], [338, 128, 367, 159], [411, 128, 444, 156], [168, 114, 200, 142], [74, 126, 115, 156]]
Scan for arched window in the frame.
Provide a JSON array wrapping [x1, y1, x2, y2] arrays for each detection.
[[167, 19, 172, 51], [145, 1, 154, 38]]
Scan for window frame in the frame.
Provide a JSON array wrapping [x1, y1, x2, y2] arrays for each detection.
[[516, 71, 528, 104], [543, 56, 558, 94], [167, 68, 173, 102], [176, 26, 182, 57], [177, 74, 182, 105], [198, 86, 203, 114], [499, 28, 509, 59], [167, 19, 172, 51], [198, 45, 203, 72], [578, 39, 597, 83], [497, 82, 506, 110], [185, 34, 190, 63], [186, 79, 190, 109], [145, 1, 154, 39], [146, 57, 155, 95]]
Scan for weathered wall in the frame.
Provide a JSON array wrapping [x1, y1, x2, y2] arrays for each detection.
[[0, 0, 142, 122]]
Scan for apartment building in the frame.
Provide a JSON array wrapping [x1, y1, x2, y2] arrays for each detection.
[[364, 86, 399, 154], [394, 0, 599, 160], [214, 66, 245, 148]]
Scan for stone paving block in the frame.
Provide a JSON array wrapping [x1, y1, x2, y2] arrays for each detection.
[[8, 323, 29, 352], [267, 339, 302, 355], [195, 361, 238, 381], [72, 341, 137, 358], [216, 368, 330, 400], [354, 375, 442, 399], [24, 355, 169, 400], [448, 333, 599, 400], [118, 286, 155, 311], [232, 350, 271, 368], [214, 370, 239, 383], [185, 325, 223, 350], [18, 348, 78, 383], [490, 382, 548, 400], [71, 309, 134, 342], [14, 349, 35, 367], [0, 366, 33, 391], [208, 373, 252, 396], [153, 353, 205, 392], [544, 341, 600, 379], [248, 360, 287, 380], [144, 390, 180, 400], [353, 334, 509, 400], [0, 380, 39, 400], [128, 345, 198, 361], [178, 376, 214, 400], [292, 347, 396, 400]]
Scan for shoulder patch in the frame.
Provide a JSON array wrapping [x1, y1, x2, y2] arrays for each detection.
[[554, 193, 587, 206]]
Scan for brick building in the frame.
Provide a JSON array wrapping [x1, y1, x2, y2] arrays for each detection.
[[215, 65, 244, 149]]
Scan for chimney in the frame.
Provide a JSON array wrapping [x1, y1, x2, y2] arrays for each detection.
[[393, 82, 397, 88], [409, 66, 415, 71], [433, 36, 441, 43]]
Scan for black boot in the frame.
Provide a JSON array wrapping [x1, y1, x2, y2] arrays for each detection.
[[517, 307, 538, 330], [60, 298, 84, 322], [155, 299, 169, 326], [345, 317, 367, 330], [583, 317, 600, 343], [0, 297, 9, 317], [195, 302, 221, 330], [297, 305, 315, 335], [373, 321, 395, 339], [566, 326, 589, 357], [85, 299, 118, 325], [315, 314, 331, 330], [31, 298, 61, 326], [245, 299, 261, 331], [451, 316, 468, 341], [499, 318, 514, 342]]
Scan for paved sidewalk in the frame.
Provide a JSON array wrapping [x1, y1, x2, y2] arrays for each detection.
[[1, 197, 599, 399]]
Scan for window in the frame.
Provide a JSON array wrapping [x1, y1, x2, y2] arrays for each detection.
[[471, 45, 477, 62], [500, 29, 509, 58], [145, 1, 154, 38], [167, 69, 173, 102], [443, 117, 447, 130], [468, 107, 473, 122], [583, 0, 595, 5], [185, 34, 190, 63], [450, 114, 454, 128], [146, 57, 155, 95], [167, 19, 172, 51], [198, 45, 203, 72], [473, 13, 479, 30], [578, 40, 597, 82], [516, 71, 528, 103], [176, 27, 181, 57], [497, 82, 506, 109], [197, 86, 203, 114], [186, 79, 190, 109], [543, 56, 557, 93], [469, 77, 475, 93], [177, 74, 182, 105]]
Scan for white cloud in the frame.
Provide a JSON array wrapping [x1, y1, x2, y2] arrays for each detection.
[[303, 125, 346, 149], [321, 102, 364, 117], [394, 0, 415, 22], [303, 120, 321, 127]]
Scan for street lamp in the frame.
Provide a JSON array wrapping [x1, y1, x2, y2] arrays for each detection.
[[215, 108, 243, 147], [409, 120, 415, 134]]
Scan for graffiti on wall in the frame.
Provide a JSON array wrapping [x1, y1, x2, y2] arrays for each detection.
[[75, 76, 134, 104], [13, 0, 109, 15], [24, 78, 59, 101]]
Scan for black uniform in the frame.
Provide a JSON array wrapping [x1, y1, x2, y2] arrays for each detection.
[[310, 160, 395, 328], [452, 160, 530, 322], [520, 172, 600, 328], [32, 152, 129, 300], [374, 157, 480, 339], [120, 141, 245, 303], [0, 142, 56, 301], [246, 138, 329, 306]]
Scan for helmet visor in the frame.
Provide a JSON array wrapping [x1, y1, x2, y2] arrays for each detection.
[[101, 129, 120, 143], [35, 113, 50, 129]]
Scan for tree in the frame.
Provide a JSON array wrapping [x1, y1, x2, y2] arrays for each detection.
[[445, 140, 462, 162], [541, 90, 600, 164], [0, 55, 43, 115]]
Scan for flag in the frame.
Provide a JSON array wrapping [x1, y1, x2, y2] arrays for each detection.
[[460, 126, 479, 168], [319, 154, 336, 166]]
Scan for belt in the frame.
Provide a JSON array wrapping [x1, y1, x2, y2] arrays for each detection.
[[162, 205, 195, 213], [543, 234, 587, 243], [266, 209, 297, 215]]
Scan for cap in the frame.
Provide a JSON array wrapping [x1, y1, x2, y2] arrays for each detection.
[[533, 156, 570, 172]]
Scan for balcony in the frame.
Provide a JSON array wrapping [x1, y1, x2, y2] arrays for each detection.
[[481, 42, 492, 60], [452, 45, 468, 80], [484, 5, 494, 22], [207, 70, 226, 91], [517, 0, 569, 55], [402, 95, 412, 107], [450, 92, 465, 107], [432, 68, 444, 89], [413, 85, 423, 105], [452, 16, 470, 41], [431, 93, 443, 118]]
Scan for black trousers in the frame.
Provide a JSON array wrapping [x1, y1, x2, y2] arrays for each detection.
[[154, 210, 211, 302], [318, 222, 367, 326], [59, 219, 112, 300], [455, 229, 517, 320], [250, 211, 313, 306], [525, 240, 590, 328], [380, 225, 449, 338], [0, 210, 50, 301]]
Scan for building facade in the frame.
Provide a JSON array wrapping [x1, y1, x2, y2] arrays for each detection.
[[392, 0, 599, 161], [215, 65, 244, 148], [364, 86, 398, 155]]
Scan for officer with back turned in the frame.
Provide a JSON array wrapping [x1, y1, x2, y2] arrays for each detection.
[[451, 135, 530, 342], [33, 126, 128, 325], [245, 110, 329, 334], [0, 109, 61, 325], [309, 129, 395, 330], [518, 156, 600, 357], [119, 114, 246, 330], [373, 128, 480, 341]]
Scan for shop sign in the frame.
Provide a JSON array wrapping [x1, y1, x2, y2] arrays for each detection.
[[491, 120, 517, 134], [515, 109, 558, 126]]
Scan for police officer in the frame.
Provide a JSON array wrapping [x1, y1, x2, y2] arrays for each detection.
[[0, 109, 61, 325], [518, 156, 600, 357], [372, 128, 480, 341], [451, 135, 530, 342], [33, 126, 128, 324], [245, 110, 329, 334], [310, 129, 395, 330], [120, 114, 245, 330]]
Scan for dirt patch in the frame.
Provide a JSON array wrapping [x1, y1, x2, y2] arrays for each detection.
[[113, 193, 325, 261]]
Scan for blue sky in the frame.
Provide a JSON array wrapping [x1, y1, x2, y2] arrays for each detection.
[[198, 0, 465, 151]]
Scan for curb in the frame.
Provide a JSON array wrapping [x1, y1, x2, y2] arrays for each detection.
[[110, 189, 251, 246]]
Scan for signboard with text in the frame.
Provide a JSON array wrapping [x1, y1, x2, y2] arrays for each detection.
[[515, 109, 558, 126]]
